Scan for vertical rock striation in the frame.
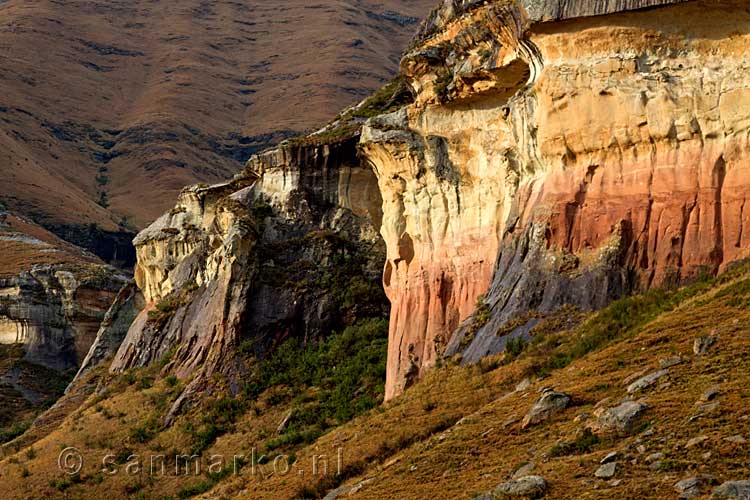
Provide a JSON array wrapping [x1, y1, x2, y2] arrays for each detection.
[[109, 136, 386, 414], [0, 265, 127, 372], [361, 0, 750, 398]]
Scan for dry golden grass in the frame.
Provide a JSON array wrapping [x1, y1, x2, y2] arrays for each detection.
[[2, 270, 750, 499]]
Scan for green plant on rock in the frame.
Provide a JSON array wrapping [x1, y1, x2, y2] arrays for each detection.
[[247, 318, 389, 450]]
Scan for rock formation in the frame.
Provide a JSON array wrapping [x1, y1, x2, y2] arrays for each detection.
[[87, 0, 750, 405], [0, 265, 127, 372], [108, 136, 386, 412], [360, 0, 750, 398]]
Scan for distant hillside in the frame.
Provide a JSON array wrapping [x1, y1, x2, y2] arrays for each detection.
[[0, 0, 433, 241]]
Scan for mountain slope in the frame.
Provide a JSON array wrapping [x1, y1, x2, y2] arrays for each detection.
[[0, 0, 433, 233], [2, 257, 749, 499]]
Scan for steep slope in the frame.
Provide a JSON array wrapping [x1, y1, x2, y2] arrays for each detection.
[[0, 0, 433, 440], [0, 0, 433, 239], [2, 241, 750, 499], [3, 1, 750, 499], [360, 0, 750, 398], [0, 211, 129, 442], [95, 133, 388, 424]]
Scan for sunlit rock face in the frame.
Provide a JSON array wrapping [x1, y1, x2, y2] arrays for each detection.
[[361, 0, 750, 399], [111, 137, 386, 414]]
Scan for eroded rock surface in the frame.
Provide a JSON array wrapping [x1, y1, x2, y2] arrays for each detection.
[[492, 475, 548, 498], [360, 0, 750, 398], [0, 265, 126, 372], [110, 137, 386, 409]]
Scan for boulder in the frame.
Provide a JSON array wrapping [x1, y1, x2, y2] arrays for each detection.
[[493, 476, 548, 498], [701, 387, 720, 402], [686, 435, 709, 448], [595, 462, 617, 479], [712, 481, 750, 499], [472, 494, 494, 500], [512, 462, 536, 479], [660, 356, 684, 369], [601, 451, 620, 464], [627, 369, 669, 393], [521, 391, 571, 429], [675, 475, 718, 499], [593, 401, 648, 434]]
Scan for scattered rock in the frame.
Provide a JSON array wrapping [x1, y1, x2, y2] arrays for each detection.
[[645, 452, 664, 463], [595, 462, 617, 479], [711, 480, 750, 499], [675, 475, 718, 499], [521, 391, 571, 429], [627, 369, 669, 393], [649, 460, 664, 471], [516, 378, 532, 392], [660, 355, 684, 369], [609, 479, 623, 487], [622, 369, 648, 386], [512, 462, 536, 479], [601, 451, 620, 464], [686, 435, 709, 448], [277, 409, 293, 434], [636, 444, 647, 454], [725, 435, 747, 444], [701, 387, 721, 402], [694, 335, 717, 355], [593, 401, 648, 434], [472, 494, 494, 500], [696, 402, 720, 414], [493, 476, 548, 498]]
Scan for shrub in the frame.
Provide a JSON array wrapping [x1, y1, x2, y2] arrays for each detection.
[[549, 428, 600, 457], [0, 421, 31, 444], [505, 337, 527, 359], [130, 416, 160, 444], [248, 318, 388, 450], [177, 480, 215, 499], [137, 377, 153, 390]]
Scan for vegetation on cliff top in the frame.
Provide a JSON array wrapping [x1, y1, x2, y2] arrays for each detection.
[[286, 76, 409, 147]]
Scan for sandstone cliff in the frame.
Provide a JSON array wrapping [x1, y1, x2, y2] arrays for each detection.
[[106, 134, 386, 417], [84, 0, 750, 406], [361, 0, 750, 398]]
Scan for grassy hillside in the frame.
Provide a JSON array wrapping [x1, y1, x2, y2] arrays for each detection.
[[2, 265, 750, 498]]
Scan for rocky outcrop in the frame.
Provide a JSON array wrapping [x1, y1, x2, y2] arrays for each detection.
[[73, 282, 143, 383], [361, 0, 750, 398], [110, 136, 386, 408], [521, 390, 571, 428], [0, 264, 127, 372]]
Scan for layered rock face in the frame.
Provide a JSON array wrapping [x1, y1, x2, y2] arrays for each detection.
[[361, 0, 750, 398], [109, 136, 386, 408], [0, 265, 127, 372]]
